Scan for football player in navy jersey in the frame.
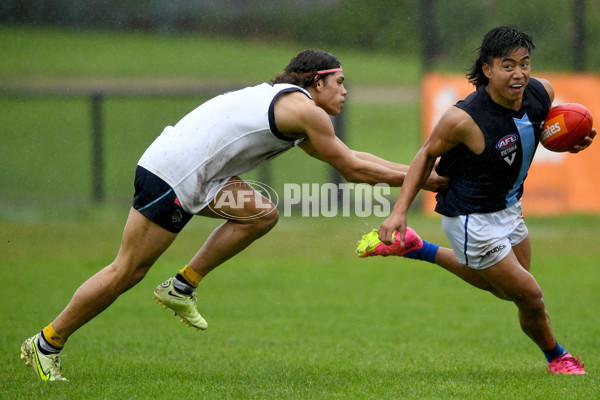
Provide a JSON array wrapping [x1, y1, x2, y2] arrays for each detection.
[[377, 26, 594, 374]]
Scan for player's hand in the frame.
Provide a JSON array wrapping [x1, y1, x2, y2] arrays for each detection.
[[569, 128, 596, 153], [378, 212, 407, 246]]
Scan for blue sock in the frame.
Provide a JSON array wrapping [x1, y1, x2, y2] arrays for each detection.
[[404, 239, 439, 263], [542, 342, 568, 362]]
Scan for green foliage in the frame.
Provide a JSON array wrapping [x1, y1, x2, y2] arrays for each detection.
[[281, 0, 422, 53], [3, 0, 600, 72], [431, 0, 600, 72], [281, 0, 600, 72], [289, 0, 600, 72]]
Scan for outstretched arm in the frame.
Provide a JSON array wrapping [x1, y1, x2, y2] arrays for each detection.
[[297, 133, 408, 186], [351, 151, 408, 172], [352, 150, 449, 192], [275, 91, 408, 186], [277, 93, 448, 190], [378, 106, 476, 245]]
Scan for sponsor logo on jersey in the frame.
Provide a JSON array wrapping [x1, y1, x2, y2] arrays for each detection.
[[496, 134, 519, 150]]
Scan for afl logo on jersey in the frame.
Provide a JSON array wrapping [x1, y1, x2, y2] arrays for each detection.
[[496, 134, 519, 150]]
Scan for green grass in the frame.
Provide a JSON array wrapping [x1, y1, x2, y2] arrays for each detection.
[[0, 26, 421, 85], [1, 210, 599, 399]]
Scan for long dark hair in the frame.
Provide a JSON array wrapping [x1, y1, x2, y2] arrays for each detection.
[[271, 49, 341, 89], [467, 26, 535, 87]]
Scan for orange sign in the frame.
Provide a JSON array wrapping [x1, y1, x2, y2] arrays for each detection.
[[421, 73, 600, 215]]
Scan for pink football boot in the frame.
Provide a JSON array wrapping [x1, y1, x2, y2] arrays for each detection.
[[356, 228, 423, 258], [547, 353, 586, 375]]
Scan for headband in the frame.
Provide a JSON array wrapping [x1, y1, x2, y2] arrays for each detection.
[[316, 68, 343, 75]]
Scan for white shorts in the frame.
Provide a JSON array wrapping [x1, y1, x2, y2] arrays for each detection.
[[441, 201, 529, 270]]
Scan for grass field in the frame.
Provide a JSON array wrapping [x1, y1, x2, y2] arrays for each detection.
[[1, 26, 599, 398], [0, 26, 422, 85], [2, 209, 599, 399]]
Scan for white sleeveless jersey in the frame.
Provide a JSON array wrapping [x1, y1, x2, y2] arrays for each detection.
[[138, 83, 309, 214]]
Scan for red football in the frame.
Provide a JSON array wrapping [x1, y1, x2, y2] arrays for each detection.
[[540, 103, 593, 152]]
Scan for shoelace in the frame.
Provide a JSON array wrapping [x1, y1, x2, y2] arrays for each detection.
[[48, 354, 66, 378], [555, 355, 584, 372]]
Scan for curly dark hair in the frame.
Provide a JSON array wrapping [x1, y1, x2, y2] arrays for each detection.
[[270, 49, 342, 89], [467, 26, 535, 87]]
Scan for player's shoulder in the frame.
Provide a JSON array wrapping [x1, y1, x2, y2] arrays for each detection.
[[444, 105, 476, 129], [530, 76, 554, 103], [273, 87, 328, 135], [275, 89, 320, 118], [430, 105, 478, 143], [276, 88, 313, 104]]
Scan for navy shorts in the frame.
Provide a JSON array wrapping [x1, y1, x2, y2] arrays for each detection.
[[132, 166, 193, 233]]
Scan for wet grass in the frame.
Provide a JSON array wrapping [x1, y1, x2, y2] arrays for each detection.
[[1, 210, 599, 399]]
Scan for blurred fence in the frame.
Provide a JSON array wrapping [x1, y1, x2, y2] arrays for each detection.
[[0, 81, 345, 203]]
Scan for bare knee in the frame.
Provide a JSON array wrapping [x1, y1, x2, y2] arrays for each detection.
[[107, 258, 154, 293], [514, 287, 546, 315], [482, 282, 512, 301], [249, 206, 279, 235], [128, 263, 153, 286]]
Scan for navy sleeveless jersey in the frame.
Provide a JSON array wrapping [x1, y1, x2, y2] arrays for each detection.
[[435, 78, 551, 216]]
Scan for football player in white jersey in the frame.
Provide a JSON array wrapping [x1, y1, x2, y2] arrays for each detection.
[[21, 49, 448, 381]]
